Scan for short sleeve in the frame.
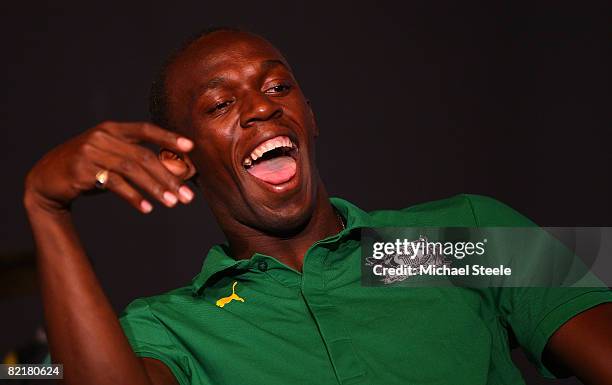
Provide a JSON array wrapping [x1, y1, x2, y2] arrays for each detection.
[[464, 194, 612, 378], [504, 287, 612, 378], [119, 298, 190, 385]]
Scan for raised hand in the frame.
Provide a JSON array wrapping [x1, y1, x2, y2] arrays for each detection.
[[24, 121, 195, 214]]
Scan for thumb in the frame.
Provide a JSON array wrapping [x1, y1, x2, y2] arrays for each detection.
[[159, 150, 190, 177]]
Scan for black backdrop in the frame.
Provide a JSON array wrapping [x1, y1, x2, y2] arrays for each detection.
[[1, 1, 610, 384]]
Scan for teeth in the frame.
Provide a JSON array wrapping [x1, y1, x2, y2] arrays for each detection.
[[243, 135, 296, 167]]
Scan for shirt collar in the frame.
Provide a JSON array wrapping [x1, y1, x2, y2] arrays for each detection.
[[329, 196, 372, 231], [191, 196, 374, 295], [191, 244, 243, 295]]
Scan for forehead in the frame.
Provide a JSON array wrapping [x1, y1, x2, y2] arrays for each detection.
[[193, 31, 285, 68], [168, 31, 289, 90]]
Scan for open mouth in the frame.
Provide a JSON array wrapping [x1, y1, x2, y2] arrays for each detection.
[[242, 135, 299, 185]]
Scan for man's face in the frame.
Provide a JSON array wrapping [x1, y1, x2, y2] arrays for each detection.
[[166, 31, 320, 234]]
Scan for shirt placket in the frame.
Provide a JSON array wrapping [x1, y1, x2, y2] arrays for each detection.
[[301, 242, 366, 385]]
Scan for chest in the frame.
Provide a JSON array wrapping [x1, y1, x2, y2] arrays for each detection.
[[177, 280, 501, 385]]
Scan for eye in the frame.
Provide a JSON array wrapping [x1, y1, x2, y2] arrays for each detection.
[[207, 99, 233, 114], [265, 83, 292, 95]]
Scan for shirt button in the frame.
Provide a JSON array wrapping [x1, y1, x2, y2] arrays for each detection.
[[257, 260, 268, 272]]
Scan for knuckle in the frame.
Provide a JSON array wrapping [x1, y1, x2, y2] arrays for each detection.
[[125, 188, 140, 202], [151, 183, 163, 197], [164, 181, 178, 194], [87, 129, 107, 143], [138, 122, 152, 136], [139, 149, 156, 163], [167, 176, 181, 191], [164, 128, 177, 142], [79, 142, 96, 157], [97, 120, 116, 131], [118, 158, 136, 173]]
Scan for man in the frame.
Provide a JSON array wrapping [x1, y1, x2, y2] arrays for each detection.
[[23, 28, 612, 385]]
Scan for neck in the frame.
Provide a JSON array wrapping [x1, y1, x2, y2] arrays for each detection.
[[221, 186, 342, 272]]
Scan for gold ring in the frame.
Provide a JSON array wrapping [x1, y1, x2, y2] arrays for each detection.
[[95, 169, 110, 189]]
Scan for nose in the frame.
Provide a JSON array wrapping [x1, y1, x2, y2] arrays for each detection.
[[239, 91, 283, 128]]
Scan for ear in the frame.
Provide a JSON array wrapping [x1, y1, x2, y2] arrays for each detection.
[[306, 99, 319, 138], [158, 148, 198, 182]]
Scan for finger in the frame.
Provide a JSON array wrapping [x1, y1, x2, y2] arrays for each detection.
[[99, 122, 193, 153], [86, 145, 180, 208], [103, 171, 154, 214], [91, 134, 194, 204]]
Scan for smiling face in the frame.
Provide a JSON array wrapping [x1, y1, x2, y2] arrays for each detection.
[[165, 30, 321, 234]]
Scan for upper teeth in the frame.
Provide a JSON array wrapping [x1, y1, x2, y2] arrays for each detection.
[[243, 136, 295, 167]]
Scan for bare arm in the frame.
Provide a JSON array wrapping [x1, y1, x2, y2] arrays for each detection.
[[543, 302, 612, 385], [23, 122, 195, 385]]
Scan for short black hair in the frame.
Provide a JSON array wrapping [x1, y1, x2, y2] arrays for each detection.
[[148, 26, 243, 131]]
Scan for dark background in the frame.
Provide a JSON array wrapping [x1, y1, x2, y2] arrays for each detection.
[[1, 1, 610, 384]]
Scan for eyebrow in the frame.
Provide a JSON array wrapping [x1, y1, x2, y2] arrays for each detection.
[[198, 59, 291, 94], [201, 77, 227, 92], [261, 59, 290, 72]]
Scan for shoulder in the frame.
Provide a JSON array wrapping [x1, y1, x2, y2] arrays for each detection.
[[119, 285, 201, 347], [367, 194, 536, 227], [120, 285, 196, 320], [459, 194, 537, 226]]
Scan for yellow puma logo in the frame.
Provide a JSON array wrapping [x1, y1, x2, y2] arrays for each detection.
[[215, 281, 245, 308]]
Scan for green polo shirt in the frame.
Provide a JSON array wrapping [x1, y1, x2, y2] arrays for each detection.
[[119, 194, 612, 385]]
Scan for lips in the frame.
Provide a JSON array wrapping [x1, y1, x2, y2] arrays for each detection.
[[242, 135, 299, 186]]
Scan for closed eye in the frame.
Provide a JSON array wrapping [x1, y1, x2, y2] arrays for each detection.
[[208, 99, 233, 114]]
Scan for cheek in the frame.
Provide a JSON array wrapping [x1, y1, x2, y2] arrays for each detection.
[[194, 139, 230, 170], [192, 127, 239, 182], [285, 101, 315, 133], [194, 118, 235, 153]]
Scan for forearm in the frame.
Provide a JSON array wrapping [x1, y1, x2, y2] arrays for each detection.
[[24, 194, 154, 385]]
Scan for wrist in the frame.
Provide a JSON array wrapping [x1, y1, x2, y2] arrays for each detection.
[[23, 189, 71, 219]]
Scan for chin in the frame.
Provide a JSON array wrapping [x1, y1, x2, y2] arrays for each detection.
[[245, 180, 318, 236]]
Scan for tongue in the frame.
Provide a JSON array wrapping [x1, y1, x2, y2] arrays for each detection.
[[247, 156, 297, 184]]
